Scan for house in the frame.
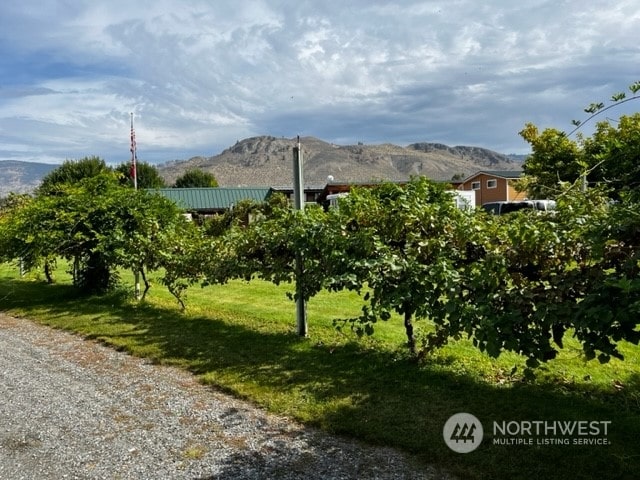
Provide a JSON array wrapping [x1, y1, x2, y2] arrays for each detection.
[[270, 185, 325, 204], [317, 180, 405, 205], [150, 187, 272, 217], [458, 171, 525, 206]]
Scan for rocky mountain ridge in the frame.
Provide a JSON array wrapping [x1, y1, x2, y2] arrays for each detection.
[[158, 136, 522, 187], [0, 161, 58, 198], [0, 137, 525, 196]]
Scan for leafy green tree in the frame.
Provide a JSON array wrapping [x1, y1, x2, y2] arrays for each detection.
[[142, 171, 640, 367], [447, 191, 605, 368], [116, 187, 190, 298], [173, 169, 219, 188], [37, 156, 110, 195], [521, 81, 640, 199], [115, 161, 167, 188], [519, 124, 582, 198], [521, 114, 640, 200], [327, 178, 474, 354], [0, 171, 185, 295], [582, 113, 640, 199], [195, 178, 475, 352], [571, 195, 640, 361], [0, 193, 53, 278], [157, 220, 219, 309]]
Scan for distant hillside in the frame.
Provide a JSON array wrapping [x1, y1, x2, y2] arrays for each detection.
[[159, 136, 521, 187], [507, 153, 528, 164], [0, 161, 57, 198], [0, 139, 525, 195]]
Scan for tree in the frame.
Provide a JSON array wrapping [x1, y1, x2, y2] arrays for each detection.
[[520, 114, 640, 199], [37, 156, 110, 195], [570, 196, 640, 362], [327, 178, 474, 355], [582, 113, 640, 199], [518, 124, 582, 198], [0, 193, 54, 280], [173, 169, 219, 188], [0, 171, 185, 295], [115, 161, 167, 188], [520, 81, 640, 199]]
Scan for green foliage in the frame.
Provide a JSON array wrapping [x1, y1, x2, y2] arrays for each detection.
[[156, 174, 639, 367], [572, 198, 640, 361], [569, 80, 640, 135], [0, 171, 185, 295], [37, 156, 110, 195], [173, 169, 219, 188], [522, 81, 640, 199], [0, 193, 55, 273], [521, 113, 640, 200], [3, 118, 639, 370], [327, 179, 473, 353], [155, 220, 209, 309], [37, 156, 167, 193], [519, 123, 582, 198], [115, 161, 167, 188], [582, 114, 640, 198]]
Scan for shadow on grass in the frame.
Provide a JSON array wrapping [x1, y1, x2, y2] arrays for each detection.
[[1, 277, 639, 480]]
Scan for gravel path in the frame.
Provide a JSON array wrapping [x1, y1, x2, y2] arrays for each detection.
[[0, 314, 451, 480]]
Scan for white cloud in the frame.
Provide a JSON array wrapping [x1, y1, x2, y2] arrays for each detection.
[[0, 0, 639, 164]]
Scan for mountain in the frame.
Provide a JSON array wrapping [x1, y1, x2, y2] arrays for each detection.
[[0, 161, 58, 198], [507, 153, 528, 164], [158, 136, 521, 187], [0, 138, 524, 196]]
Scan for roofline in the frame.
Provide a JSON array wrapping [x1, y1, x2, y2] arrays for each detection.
[[460, 170, 523, 183]]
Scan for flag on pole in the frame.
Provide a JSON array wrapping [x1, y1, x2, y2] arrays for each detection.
[[130, 113, 138, 190]]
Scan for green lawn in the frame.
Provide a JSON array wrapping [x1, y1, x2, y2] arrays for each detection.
[[1, 262, 639, 480]]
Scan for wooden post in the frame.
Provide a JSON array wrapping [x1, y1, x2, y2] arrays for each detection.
[[131, 112, 141, 300], [293, 137, 308, 337]]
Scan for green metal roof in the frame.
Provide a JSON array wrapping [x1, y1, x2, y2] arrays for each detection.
[[149, 187, 272, 211]]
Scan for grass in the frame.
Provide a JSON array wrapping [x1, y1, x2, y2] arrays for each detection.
[[1, 262, 639, 480]]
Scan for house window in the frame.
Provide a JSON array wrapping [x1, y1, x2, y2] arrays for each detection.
[[471, 181, 481, 190], [487, 179, 497, 189]]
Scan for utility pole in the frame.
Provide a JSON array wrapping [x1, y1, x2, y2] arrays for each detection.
[[293, 136, 307, 337]]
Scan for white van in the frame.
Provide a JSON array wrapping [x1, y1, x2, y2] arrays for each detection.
[[482, 200, 556, 215]]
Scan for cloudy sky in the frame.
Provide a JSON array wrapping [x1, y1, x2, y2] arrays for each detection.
[[0, 1, 638, 165]]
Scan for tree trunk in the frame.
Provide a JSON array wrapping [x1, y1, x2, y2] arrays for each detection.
[[404, 310, 416, 355], [140, 268, 150, 300], [44, 260, 54, 284], [73, 256, 80, 286]]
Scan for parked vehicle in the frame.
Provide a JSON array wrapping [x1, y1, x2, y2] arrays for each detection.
[[449, 190, 476, 211], [481, 200, 556, 215], [325, 193, 350, 209], [327, 190, 477, 211]]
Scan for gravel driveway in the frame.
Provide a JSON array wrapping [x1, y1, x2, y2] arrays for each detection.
[[0, 313, 451, 479]]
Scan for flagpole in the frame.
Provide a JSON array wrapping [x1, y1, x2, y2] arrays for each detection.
[[130, 112, 141, 299]]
